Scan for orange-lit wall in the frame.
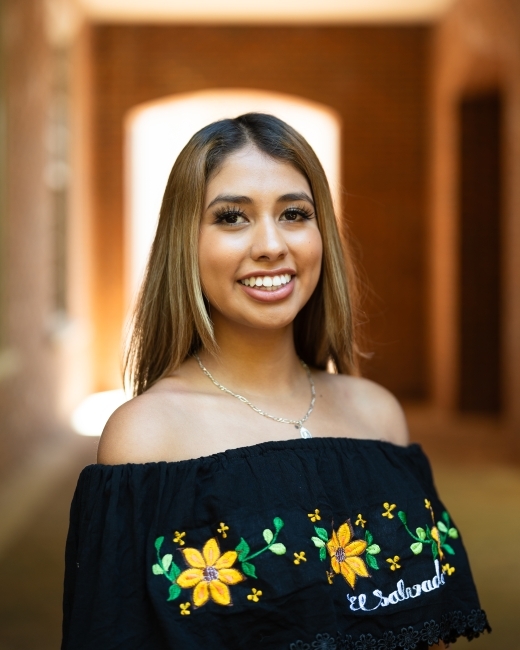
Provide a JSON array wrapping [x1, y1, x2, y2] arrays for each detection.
[[90, 24, 431, 399], [430, 0, 520, 429], [0, 0, 58, 477], [0, 4, 96, 477]]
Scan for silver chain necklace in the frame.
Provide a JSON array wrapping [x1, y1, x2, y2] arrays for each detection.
[[194, 353, 315, 439]]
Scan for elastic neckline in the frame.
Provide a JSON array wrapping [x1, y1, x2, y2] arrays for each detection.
[[92, 435, 423, 470]]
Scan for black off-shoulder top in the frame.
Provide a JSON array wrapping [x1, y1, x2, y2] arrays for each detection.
[[62, 437, 490, 650]]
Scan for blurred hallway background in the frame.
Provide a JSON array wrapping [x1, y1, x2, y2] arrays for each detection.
[[0, 0, 519, 647]]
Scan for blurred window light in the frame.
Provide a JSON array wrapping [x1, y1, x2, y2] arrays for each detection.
[[80, 0, 457, 23], [125, 89, 341, 306], [71, 389, 129, 436]]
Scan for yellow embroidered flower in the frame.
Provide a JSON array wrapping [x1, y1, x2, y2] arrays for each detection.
[[247, 588, 262, 602], [179, 602, 191, 615], [173, 531, 186, 546], [431, 526, 444, 559], [177, 537, 245, 607], [293, 551, 307, 565], [382, 503, 396, 519], [355, 514, 366, 528], [326, 570, 335, 584], [326, 520, 369, 588], [442, 563, 455, 576], [308, 509, 321, 522], [424, 499, 431, 509], [217, 522, 229, 538], [386, 555, 401, 571]]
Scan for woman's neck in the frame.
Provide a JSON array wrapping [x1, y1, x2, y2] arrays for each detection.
[[198, 320, 304, 398]]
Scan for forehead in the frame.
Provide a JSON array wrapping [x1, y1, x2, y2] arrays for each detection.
[[205, 146, 312, 199]]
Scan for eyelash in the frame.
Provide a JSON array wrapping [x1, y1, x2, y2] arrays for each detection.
[[213, 205, 315, 224], [213, 206, 246, 224]]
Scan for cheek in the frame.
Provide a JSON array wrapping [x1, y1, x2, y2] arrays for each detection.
[[300, 229, 323, 282], [198, 230, 238, 293]]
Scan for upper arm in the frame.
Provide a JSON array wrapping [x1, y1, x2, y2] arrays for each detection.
[[374, 384, 409, 446], [349, 377, 410, 446], [97, 395, 169, 464]]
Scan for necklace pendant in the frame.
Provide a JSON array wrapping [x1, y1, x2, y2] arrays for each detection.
[[297, 425, 312, 439]]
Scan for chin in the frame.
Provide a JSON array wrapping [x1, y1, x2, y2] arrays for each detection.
[[220, 305, 299, 331]]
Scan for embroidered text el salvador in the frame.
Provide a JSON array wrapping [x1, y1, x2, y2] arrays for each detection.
[[346, 559, 445, 612]]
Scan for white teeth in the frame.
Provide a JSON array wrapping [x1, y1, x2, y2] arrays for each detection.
[[240, 274, 293, 289]]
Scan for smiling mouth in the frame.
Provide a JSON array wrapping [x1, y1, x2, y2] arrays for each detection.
[[239, 273, 293, 291]]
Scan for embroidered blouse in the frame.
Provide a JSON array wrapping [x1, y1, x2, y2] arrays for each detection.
[[62, 436, 490, 650]]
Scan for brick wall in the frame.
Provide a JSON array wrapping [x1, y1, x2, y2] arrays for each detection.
[[0, 0, 58, 476], [430, 0, 520, 427], [91, 24, 430, 399]]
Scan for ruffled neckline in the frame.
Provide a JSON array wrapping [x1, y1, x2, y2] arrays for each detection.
[[92, 435, 423, 470]]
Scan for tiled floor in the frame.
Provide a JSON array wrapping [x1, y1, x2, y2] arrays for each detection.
[[0, 410, 518, 649]]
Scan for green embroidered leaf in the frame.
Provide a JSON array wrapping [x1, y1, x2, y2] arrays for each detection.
[[410, 542, 423, 555], [448, 527, 459, 539], [167, 583, 181, 601], [432, 543, 439, 560], [426, 525, 432, 539], [366, 553, 379, 570], [397, 511, 407, 525], [152, 563, 164, 575], [365, 530, 374, 545], [437, 521, 448, 533], [443, 543, 455, 555], [168, 561, 181, 581], [319, 546, 327, 561], [416, 527, 426, 540], [154, 537, 165, 552], [442, 511, 450, 525], [366, 544, 381, 555], [241, 562, 257, 578], [273, 517, 284, 532], [263, 529, 274, 544], [162, 554, 173, 572], [315, 527, 329, 542], [235, 538, 250, 560], [269, 543, 286, 555], [311, 536, 325, 548]]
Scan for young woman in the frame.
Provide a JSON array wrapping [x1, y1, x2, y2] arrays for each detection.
[[62, 114, 489, 649]]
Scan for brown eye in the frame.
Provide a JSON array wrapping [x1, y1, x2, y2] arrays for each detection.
[[281, 206, 314, 222], [214, 207, 247, 225], [223, 213, 240, 224]]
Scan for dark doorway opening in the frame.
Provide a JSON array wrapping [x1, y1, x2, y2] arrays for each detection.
[[458, 92, 502, 413]]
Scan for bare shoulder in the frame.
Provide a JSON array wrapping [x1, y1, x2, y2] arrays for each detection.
[[97, 384, 190, 465], [321, 373, 409, 446]]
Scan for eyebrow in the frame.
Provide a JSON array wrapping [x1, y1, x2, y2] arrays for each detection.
[[206, 195, 253, 210], [278, 192, 315, 206], [206, 191, 315, 210]]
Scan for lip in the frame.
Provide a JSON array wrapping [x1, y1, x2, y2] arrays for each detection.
[[237, 267, 296, 281], [239, 276, 295, 303]]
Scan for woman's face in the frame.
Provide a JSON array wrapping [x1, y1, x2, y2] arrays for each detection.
[[198, 145, 323, 333]]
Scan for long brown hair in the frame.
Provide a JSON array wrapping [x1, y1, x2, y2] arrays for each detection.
[[125, 113, 360, 395]]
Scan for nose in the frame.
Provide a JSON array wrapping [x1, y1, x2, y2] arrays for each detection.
[[250, 216, 288, 262]]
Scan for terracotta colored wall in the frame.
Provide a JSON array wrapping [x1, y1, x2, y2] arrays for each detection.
[[0, 0, 57, 477], [91, 24, 430, 399], [430, 0, 520, 428]]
